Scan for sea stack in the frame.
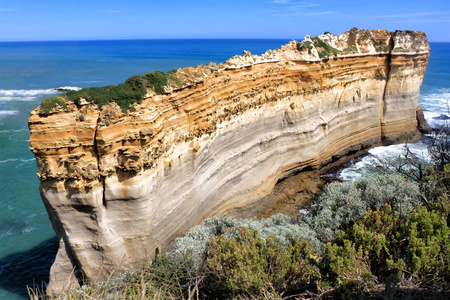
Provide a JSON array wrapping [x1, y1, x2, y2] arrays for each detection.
[[28, 28, 429, 295]]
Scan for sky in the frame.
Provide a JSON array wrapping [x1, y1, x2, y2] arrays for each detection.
[[0, 0, 449, 42]]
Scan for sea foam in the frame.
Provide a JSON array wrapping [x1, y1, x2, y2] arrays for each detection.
[[0, 87, 81, 102], [0, 110, 18, 116], [338, 142, 430, 182]]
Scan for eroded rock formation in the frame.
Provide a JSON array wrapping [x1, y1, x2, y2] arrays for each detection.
[[28, 28, 429, 295]]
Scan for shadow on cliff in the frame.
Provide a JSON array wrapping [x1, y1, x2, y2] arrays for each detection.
[[0, 236, 58, 297]]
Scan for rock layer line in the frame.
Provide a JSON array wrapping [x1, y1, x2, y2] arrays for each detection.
[[28, 28, 429, 295]]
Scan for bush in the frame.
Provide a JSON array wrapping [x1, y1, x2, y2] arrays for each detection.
[[205, 227, 320, 297], [329, 205, 450, 282], [142, 71, 169, 94], [65, 75, 147, 112], [171, 213, 321, 268], [322, 239, 372, 286], [39, 96, 66, 114], [306, 174, 422, 246], [206, 227, 268, 295]]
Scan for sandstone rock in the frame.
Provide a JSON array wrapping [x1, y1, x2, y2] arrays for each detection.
[[417, 106, 432, 133], [28, 28, 430, 295]]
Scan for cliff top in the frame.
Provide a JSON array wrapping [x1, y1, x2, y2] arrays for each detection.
[[32, 28, 429, 115]]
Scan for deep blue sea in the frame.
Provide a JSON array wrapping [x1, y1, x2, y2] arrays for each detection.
[[0, 39, 448, 299]]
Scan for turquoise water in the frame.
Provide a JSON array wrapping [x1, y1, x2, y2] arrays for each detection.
[[0, 40, 448, 299], [0, 39, 290, 299]]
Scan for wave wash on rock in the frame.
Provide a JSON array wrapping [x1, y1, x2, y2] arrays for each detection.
[[28, 28, 429, 296]]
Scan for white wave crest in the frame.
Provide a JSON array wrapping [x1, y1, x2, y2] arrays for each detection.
[[423, 111, 450, 129], [0, 110, 18, 116], [338, 142, 430, 182], [0, 89, 59, 97], [419, 89, 450, 128], [0, 128, 27, 134], [0, 86, 81, 101], [0, 158, 35, 164], [22, 226, 36, 233], [55, 86, 82, 92]]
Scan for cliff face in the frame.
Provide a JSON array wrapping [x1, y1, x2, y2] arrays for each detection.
[[28, 28, 429, 295]]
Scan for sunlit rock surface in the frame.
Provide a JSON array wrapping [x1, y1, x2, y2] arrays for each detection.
[[28, 28, 429, 295]]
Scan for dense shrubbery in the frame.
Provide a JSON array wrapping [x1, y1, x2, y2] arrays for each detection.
[[307, 174, 422, 246], [324, 204, 450, 284], [39, 70, 185, 113], [64, 75, 147, 112], [170, 174, 422, 268], [39, 96, 66, 114], [205, 227, 320, 298]]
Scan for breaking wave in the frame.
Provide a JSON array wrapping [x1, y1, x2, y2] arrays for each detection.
[[420, 89, 450, 129], [0, 86, 81, 102], [0, 110, 18, 116], [337, 142, 430, 182]]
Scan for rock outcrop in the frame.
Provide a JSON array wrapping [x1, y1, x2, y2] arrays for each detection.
[[28, 28, 429, 295]]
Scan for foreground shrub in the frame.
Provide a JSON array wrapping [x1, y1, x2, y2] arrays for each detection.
[[206, 228, 268, 295], [124, 252, 204, 299], [205, 227, 320, 298], [171, 213, 319, 268], [326, 204, 450, 285], [423, 164, 450, 221], [307, 174, 422, 245], [321, 239, 372, 286]]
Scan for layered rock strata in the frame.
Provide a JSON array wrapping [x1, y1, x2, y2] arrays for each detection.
[[28, 28, 429, 295]]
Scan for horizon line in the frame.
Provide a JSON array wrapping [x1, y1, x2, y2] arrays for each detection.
[[0, 37, 297, 43], [0, 37, 448, 43]]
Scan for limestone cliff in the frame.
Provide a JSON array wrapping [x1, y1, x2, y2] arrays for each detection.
[[28, 28, 429, 295]]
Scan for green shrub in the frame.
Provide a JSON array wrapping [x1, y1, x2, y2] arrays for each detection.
[[329, 205, 450, 282], [307, 174, 421, 246], [171, 213, 320, 268], [205, 227, 320, 297], [312, 36, 340, 57], [142, 71, 169, 94], [322, 239, 372, 286], [124, 251, 202, 299], [65, 75, 147, 112], [206, 227, 268, 295], [395, 206, 450, 278], [39, 96, 66, 114], [166, 69, 183, 88], [423, 164, 450, 219], [334, 205, 400, 279]]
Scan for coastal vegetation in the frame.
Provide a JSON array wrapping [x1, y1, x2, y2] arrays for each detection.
[[39, 96, 67, 115], [33, 127, 450, 300], [297, 36, 340, 58], [38, 70, 185, 114]]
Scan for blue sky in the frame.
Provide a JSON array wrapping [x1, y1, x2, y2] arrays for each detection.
[[1, 0, 449, 42]]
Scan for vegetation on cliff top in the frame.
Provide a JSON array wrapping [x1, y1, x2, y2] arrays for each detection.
[[39, 96, 67, 115], [297, 36, 341, 58], [38, 70, 184, 114]]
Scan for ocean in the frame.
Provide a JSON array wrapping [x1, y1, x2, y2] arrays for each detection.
[[0, 39, 448, 299]]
